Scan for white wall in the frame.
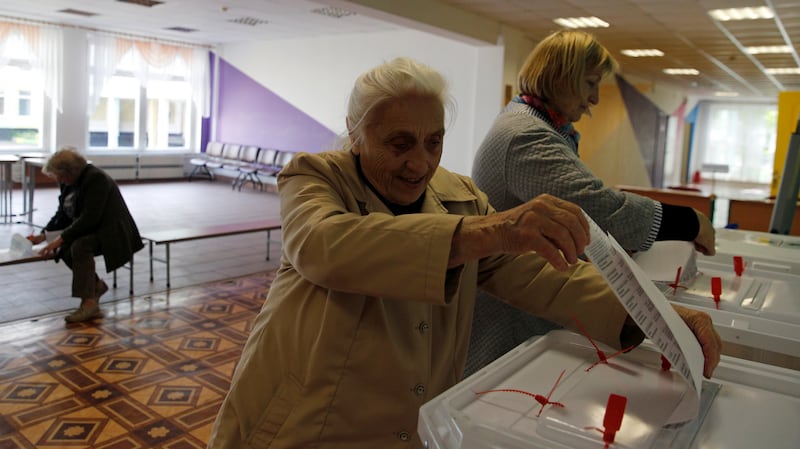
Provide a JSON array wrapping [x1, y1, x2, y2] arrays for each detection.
[[218, 29, 503, 176]]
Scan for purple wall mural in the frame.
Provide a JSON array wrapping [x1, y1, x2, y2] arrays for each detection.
[[214, 54, 337, 153]]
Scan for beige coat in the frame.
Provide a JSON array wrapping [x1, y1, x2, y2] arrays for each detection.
[[208, 150, 635, 449]]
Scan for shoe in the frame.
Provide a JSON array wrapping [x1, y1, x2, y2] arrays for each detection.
[[96, 280, 109, 299], [65, 306, 103, 323]]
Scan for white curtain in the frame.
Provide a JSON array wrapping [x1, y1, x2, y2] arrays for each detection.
[[88, 35, 210, 117], [191, 47, 210, 118], [0, 21, 63, 112], [87, 33, 118, 115], [692, 101, 778, 184]]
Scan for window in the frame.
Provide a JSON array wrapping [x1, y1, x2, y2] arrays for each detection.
[[88, 75, 140, 148], [18, 90, 31, 116], [88, 37, 202, 150], [0, 34, 44, 149], [146, 79, 191, 148], [692, 101, 777, 184]]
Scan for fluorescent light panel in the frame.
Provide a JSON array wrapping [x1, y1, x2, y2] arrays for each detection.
[[714, 91, 740, 97], [663, 68, 699, 75], [746, 45, 791, 54], [765, 68, 800, 75], [553, 17, 609, 29], [708, 7, 773, 21], [311, 7, 356, 18], [621, 49, 664, 57]]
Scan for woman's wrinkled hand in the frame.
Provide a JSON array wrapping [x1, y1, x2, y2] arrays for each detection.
[[495, 194, 590, 270], [38, 236, 63, 258], [451, 194, 589, 270], [27, 233, 46, 245], [672, 304, 722, 378]]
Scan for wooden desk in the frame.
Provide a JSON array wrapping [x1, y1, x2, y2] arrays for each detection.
[[727, 198, 800, 236], [0, 247, 135, 294], [0, 249, 49, 266], [616, 184, 716, 219]]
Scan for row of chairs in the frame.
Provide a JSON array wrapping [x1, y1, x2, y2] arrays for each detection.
[[189, 142, 296, 190]]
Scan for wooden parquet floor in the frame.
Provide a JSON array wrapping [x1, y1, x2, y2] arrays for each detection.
[[0, 269, 276, 449]]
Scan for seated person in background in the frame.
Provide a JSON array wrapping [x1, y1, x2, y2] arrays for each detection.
[[207, 57, 721, 448], [27, 147, 144, 323], [466, 30, 717, 376]]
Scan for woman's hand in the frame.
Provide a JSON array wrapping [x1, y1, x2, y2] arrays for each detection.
[[27, 233, 46, 245], [672, 304, 722, 378], [451, 194, 589, 270], [38, 236, 63, 258], [495, 194, 589, 269], [693, 209, 716, 256]]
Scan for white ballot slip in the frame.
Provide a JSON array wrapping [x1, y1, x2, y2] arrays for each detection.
[[10, 233, 35, 258], [582, 212, 704, 424]]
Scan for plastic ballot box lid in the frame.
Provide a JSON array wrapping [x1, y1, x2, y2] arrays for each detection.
[[418, 330, 800, 449], [704, 228, 800, 275], [634, 241, 800, 358]]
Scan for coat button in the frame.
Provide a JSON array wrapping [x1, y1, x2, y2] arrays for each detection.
[[413, 384, 425, 396], [398, 431, 410, 441], [417, 321, 430, 333]]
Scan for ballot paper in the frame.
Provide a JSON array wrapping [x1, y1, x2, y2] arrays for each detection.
[[632, 241, 698, 284], [9, 233, 35, 258], [582, 213, 704, 424]]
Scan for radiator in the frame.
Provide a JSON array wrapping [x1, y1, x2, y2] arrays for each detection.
[[138, 154, 187, 179], [88, 154, 139, 181]]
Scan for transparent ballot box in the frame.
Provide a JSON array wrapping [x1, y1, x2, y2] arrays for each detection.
[[704, 228, 800, 276], [634, 241, 800, 359], [418, 330, 800, 449]]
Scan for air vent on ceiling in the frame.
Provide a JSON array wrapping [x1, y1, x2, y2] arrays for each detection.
[[228, 17, 269, 26], [164, 26, 198, 33], [310, 6, 355, 18], [116, 0, 164, 7], [59, 8, 99, 17]]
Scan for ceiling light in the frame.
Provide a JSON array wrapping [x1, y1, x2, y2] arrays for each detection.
[[714, 91, 740, 97], [117, 0, 164, 6], [311, 7, 356, 18], [59, 8, 98, 17], [708, 7, 773, 21], [663, 68, 699, 75], [621, 49, 664, 57], [553, 17, 609, 29], [164, 26, 198, 33], [746, 45, 791, 54], [765, 68, 800, 75], [228, 17, 269, 26]]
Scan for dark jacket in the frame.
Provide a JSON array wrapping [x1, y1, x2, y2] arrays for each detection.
[[44, 164, 144, 271]]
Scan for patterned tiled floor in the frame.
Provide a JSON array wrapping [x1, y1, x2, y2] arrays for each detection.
[[0, 269, 276, 449]]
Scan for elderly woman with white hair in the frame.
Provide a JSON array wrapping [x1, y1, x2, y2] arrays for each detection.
[[207, 57, 720, 449]]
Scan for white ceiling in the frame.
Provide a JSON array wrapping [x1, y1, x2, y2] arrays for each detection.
[[0, 0, 797, 98]]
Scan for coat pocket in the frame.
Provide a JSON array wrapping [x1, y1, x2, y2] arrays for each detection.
[[246, 374, 304, 448]]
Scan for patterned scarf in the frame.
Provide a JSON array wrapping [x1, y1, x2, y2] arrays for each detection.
[[514, 94, 580, 145]]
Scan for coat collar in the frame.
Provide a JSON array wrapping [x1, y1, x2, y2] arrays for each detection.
[[332, 150, 477, 216]]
